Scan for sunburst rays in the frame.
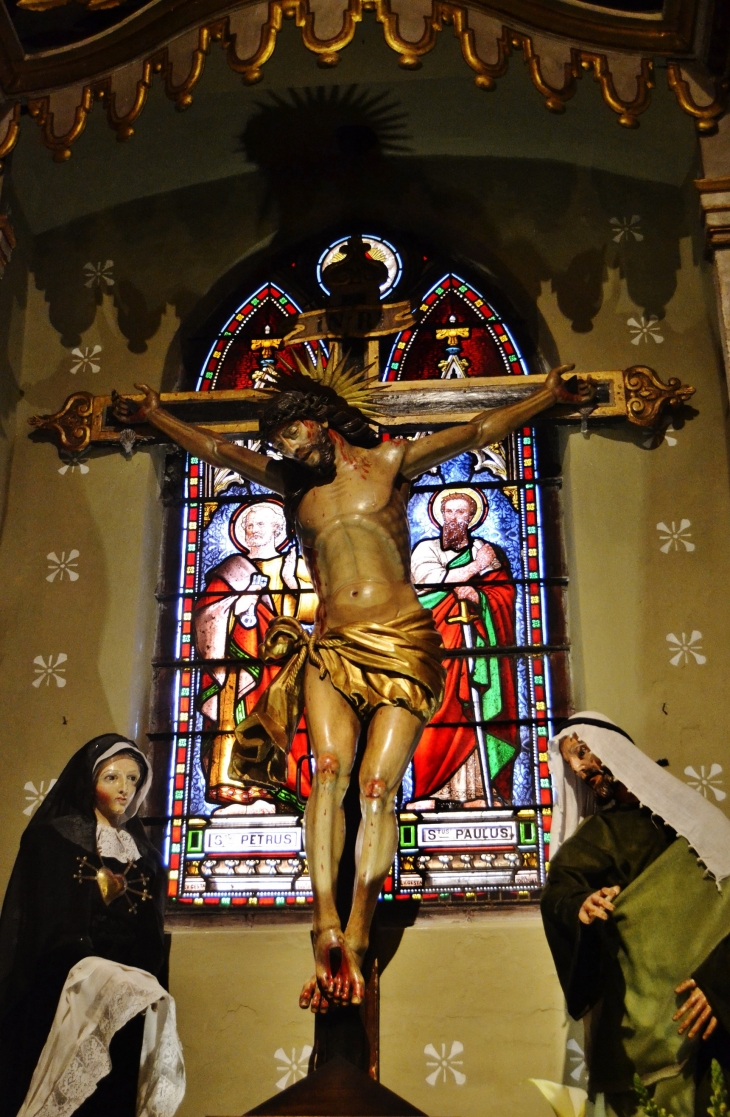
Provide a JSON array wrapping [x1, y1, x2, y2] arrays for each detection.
[[274, 349, 381, 419]]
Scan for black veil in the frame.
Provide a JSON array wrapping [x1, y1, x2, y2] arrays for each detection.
[[0, 734, 154, 1020]]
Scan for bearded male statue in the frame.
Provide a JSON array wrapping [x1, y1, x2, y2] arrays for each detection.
[[542, 712, 730, 1117], [114, 358, 586, 1014]]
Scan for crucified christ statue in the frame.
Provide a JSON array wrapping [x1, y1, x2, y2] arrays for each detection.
[[113, 360, 587, 1015]]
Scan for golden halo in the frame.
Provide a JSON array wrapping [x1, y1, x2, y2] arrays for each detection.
[[428, 487, 488, 530]]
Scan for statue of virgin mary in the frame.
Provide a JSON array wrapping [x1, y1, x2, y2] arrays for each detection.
[[0, 734, 185, 1117]]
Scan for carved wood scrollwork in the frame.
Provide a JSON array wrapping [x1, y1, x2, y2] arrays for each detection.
[[3, 0, 726, 166], [28, 391, 95, 451], [622, 365, 695, 428]]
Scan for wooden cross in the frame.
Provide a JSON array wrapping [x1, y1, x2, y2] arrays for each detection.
[[28, 362, 694, 456]]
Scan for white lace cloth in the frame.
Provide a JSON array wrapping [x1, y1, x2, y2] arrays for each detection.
[[17, 957, 185, 1117], [96, 825, 141, 862]]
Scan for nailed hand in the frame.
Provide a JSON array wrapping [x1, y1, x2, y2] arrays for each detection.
[[111, 382, 160, 423], [545, 364, 597, 407]]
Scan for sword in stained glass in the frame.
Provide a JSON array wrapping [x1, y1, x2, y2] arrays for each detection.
[[447, 599, 493, 809]]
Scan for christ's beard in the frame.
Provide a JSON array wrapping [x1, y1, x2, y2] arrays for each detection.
[[442, 523, 469, 551], [297, 431, 335, 480]]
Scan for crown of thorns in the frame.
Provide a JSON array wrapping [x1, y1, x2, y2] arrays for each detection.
[[257, 350, 381, 446]]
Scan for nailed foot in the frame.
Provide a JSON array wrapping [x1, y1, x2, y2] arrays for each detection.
[[299, 929, 365, 1013]]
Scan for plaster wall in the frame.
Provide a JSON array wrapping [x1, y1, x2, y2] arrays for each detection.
[[0, 28, 728, 1117]]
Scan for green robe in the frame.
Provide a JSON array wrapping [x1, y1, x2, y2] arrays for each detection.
[[541, 804, 730, 1117]]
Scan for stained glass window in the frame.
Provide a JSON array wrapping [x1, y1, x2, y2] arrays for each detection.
[[159, 256, 568, 912]]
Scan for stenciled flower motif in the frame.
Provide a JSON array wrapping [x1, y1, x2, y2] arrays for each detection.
[[425, 1041, 466, 1086], [46, 550, 80, 582], [70, 345, 102, 375], [642, 423, 679, 451], [610, 215, 643, 243], [666, 631, 706, 667], [274, 1046, 312, 1091], [566, 1038, 587, 1083], [657, 520, 695, 554], [83, 260, 114, 289], [628, 315, 664, 345], [58, 452, 90, 476], [23, 778, 57, 816], [32, 653, 68, 688], [685, 764, 726, 802]]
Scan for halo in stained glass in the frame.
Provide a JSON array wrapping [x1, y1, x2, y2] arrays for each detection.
[[317, 235, 402, 297]]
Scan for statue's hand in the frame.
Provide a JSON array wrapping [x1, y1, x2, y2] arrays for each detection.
[[673, 979, 718, 1041], [545, 364, 596, 407], [578, 884, 621, 924], [111, 382, 160, 423]]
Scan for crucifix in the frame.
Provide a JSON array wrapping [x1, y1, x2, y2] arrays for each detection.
[[29, 236, 695, 1113]]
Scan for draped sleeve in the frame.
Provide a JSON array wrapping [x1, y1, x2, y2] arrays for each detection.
[[540, 807, 674, 1019]]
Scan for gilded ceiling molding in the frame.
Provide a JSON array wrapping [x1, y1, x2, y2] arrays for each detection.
[[667, 63, 729, 135], [7, 0, 729, 164]]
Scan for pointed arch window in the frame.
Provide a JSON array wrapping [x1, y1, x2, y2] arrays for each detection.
[[160, 260, 568, 912]]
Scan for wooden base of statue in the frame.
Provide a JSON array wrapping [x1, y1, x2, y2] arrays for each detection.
[[241, 1055, 425, 1117]]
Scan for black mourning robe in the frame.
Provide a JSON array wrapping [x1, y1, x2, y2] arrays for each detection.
[[0, 736, 167, 1117]]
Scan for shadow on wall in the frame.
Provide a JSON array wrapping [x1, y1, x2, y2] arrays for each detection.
[[27, 84, 691, 362], [0, 179, 30, 532]]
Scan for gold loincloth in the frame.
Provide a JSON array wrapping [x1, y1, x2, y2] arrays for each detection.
[[228, 610, 446, 792]]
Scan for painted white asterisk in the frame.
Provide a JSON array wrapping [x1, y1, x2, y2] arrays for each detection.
[[425, 1041, 466, 1086], [32, 653, 68, 688], [644, 422, 679, 450], [58, 451, 90, 476], [70, 345, 102, 375], [83, 260, 114, 289], [23, 779, 57, 816], [657, 520, 694, 554], [628, 315, 664, 345], [566, 1038, 587, 1082], [685, 764, 726, 802], [610, 216, 643, 243], [666, 631, 706, 667], [274, 1046, 312, 1090], [47, 550, 80, 582]]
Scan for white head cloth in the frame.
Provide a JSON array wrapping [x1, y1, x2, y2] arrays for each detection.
[[548, 710, 730, 883]]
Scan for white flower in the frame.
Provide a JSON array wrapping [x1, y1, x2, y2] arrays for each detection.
[[657, 520, 694, 553], [685, 764, 726, 802], [274, 1046, 312, 1090], [32, 653, 68, 688], [424, 1041, 466, 1086], [23, 779, 57, 816], [47, 550, 80, 582], [644, 423, 679, 450], [70, 345, 102, 375], [567, 1038, 587, 1082], [666, 631, 706, 666], [83, 260, 114, 289], [610, 216, 643, 243], [627, 315, 664, 345], [58, 452, 90, 476]]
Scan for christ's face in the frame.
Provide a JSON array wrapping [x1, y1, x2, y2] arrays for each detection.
[[243, 504, 286, 558], [94, 755, 142, 826], [559, 733, 616, 800], [271, 419, 333, 473], [441, 498, 473, 551]]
